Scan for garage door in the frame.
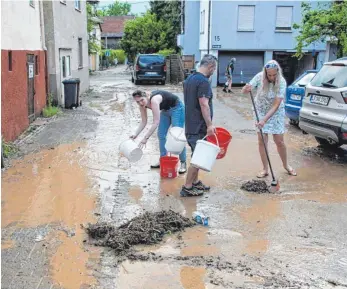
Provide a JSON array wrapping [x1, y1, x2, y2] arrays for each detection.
[[218, 51, 264, 85]]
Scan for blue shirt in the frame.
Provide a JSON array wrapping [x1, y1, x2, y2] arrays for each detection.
[[183, 72, 213, 135]]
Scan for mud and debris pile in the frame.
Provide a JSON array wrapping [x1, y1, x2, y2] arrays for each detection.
[[85, 210, 195, 255], [240, 180, 268, 193]]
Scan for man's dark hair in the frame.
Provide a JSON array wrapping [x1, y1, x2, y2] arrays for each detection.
[[132, 90, 145, 98]]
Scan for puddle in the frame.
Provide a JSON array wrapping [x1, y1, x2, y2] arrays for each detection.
[[180, 266, 206, 289], [116, 260, 182, 288], [181, 227, 219, 257], [1, 239, 15, 250], [1, 143, 99, 289], [129, 185, 143, 203], [245, 239, 269, 255]]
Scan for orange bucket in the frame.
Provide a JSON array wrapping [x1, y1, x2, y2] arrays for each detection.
[[206, 127, 232, 159], [160, 156, 179, 178]]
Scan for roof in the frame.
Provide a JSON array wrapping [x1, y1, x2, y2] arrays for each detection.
[[101, 16, 135, 37], [325, 57, 347, 66]]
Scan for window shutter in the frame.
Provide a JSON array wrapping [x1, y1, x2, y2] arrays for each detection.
[[276, 6, 293, 29], [238, 6, 255, 31]]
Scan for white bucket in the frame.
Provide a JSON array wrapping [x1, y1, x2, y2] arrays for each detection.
[[191, 136, 220, 172], [165, 127, 187, 155], [119, 139, 143, 163]]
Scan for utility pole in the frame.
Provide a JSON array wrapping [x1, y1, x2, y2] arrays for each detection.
[[207, 0, 211, 54]]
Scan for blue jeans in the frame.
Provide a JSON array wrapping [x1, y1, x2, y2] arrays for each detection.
[[158, 100, 187, 162]]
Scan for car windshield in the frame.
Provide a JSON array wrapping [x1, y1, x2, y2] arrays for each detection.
[[294, 72, 316, 87], [139, 55, 165, 66], [310, 64, 347, 88]]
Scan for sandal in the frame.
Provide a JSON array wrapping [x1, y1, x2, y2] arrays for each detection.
[[257, 171, 269, 178], [285, 167, 297, 176]]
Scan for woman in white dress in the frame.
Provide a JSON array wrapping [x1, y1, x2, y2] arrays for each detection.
[[242, 60, 297, 178]]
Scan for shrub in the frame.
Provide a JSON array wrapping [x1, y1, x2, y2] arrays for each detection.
[[157, 49, 176, 57]]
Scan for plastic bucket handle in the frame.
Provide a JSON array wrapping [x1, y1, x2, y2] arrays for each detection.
[[169, 128, 186, 142], [202, 134, 219, 147]]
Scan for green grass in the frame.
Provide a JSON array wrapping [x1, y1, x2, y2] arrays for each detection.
[[43, 106, 61, 118], [2, 139, 18, 158]]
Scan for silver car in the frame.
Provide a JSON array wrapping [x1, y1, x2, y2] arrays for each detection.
[[299, 57, 347, 148]]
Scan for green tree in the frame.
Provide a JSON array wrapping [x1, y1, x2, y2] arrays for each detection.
[[121, 13, 170, 60], [87, 3, 102, 54], [294, 1, 347, 58], [100, 1, 131, 16], [149, 0, 181, 50]]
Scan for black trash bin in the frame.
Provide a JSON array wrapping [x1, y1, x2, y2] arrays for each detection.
[[62, 78, 80, 109]]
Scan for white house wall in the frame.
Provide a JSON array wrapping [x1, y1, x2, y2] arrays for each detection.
[[1, 0, 42, 50], [43, 0, 89, 105]]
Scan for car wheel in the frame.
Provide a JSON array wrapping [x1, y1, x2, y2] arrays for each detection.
[[289, 119, 299, 126], [161, 81, 166, 85], [315, 137, 341, 148], [134, 79, 140, 85]]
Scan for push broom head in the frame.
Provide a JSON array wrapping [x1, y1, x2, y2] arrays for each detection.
[[268, 180, 280, 193]]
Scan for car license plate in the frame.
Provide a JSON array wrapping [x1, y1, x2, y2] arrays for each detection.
[[146, 72, 157, 75], [311, 94, 329, 106], [290, 94, 302, 101]]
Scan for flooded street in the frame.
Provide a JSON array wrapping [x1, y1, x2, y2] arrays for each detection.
[[2, 65, 347, 289]]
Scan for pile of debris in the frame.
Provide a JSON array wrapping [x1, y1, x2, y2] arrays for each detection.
[[85, 210, 195, 255], [240, 180, 269, 193]]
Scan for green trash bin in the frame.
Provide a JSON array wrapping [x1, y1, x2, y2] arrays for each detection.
[[62, 78, 80, 109]]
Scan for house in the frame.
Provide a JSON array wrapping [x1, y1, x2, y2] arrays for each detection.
[[178, 1, 336, 87], [1, 0, 48, 141], [43, 0, 89, 106], [88, 1, 103, 71], [101, 16, 135, 49], [89, 19, 103, 71]]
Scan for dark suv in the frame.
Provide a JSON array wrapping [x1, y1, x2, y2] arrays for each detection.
[[132, 54, 166, 85]]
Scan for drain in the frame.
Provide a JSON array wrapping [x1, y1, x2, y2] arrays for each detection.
[[239, 129, 255, 134]]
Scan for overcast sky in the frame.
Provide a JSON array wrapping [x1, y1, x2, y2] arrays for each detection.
[[99, 0, 150, 15]]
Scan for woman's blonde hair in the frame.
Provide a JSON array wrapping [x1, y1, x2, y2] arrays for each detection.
[[261, 60, 284, 94]]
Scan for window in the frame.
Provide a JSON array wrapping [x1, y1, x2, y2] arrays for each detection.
[[310, 65, 347, 89], [238, 6, 255, 31], [293, 72, 317, 87], [29, 0, 34, 7], [35, 55, 39, 75], [75, 0, 81, 10], [276, 6, 293, 31], [62, 56, 66, 78], [78, 38, 83, 68], [8, 51, 12, 71], [200, 10, 205, 34], [66, 56, 71, 76]]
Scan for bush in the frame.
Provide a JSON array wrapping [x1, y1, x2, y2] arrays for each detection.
[[104, 49, 126, 64], [157, 49, 176, 57], [42, 93, 61, 118], [2, 138, 17, 158]]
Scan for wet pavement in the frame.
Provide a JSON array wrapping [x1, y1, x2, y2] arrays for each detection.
[[2, 65, 347, 289]]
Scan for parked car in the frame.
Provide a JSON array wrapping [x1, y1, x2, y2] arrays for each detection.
[[285, 70, 318, 125], [131, 54, 166, 85], [299, 57, 347, 148]]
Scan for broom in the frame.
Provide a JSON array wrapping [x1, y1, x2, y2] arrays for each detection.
[[250, 91, 280, 193]]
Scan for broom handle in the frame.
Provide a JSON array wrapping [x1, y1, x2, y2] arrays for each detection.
[[250, 91, 276, 182]]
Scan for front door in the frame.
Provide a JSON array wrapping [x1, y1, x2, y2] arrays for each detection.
[[27, 54, 35, 122], [59, 49, 72, 102]]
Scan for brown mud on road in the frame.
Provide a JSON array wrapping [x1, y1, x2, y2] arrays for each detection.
[[2, 143, 100, 289]]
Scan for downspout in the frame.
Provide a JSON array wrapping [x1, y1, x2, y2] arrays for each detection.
[[207, 0, 211, 54], [39, 0, 49, 99]]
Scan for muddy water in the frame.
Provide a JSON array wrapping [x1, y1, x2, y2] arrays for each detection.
[[1, 143, 98, 289]]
